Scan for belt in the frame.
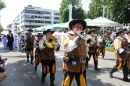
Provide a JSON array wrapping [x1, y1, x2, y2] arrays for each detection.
[[77, 57, 86, 63], [42, 52, 54, 56], [63, 56, 86, 63]]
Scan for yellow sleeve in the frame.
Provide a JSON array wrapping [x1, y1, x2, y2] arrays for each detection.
[[114, 38, 121, 49], [61, 36, 68, 47]]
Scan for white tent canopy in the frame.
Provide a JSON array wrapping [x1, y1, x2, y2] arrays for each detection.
[[87, 17, 123, 27]]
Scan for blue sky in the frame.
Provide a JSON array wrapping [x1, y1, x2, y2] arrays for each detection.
[[0, 0, 91, 29]]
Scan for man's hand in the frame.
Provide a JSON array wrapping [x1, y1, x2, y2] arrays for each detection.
[[2, 59, 7, 64]]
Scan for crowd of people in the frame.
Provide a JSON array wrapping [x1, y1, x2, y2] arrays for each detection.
[[0, 31, 25, 51], [0, 19, 130, 86]]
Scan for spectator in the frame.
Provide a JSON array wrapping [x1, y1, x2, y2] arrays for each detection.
[[7, 30, 14, 51], [0, 60, 7, 82], [106, 38, 112, 46], [2, 35, 8, 49]]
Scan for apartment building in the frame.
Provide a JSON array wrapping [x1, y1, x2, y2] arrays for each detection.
[[12, 5, 60, 33]]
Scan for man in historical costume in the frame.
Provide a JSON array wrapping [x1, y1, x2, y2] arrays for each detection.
[[7, 30, 14, 51], [97, 33, 106, 59], [86, 29, 100, 71], [109, 28, 130, 82], [34, 33, 43, 71], [39, 29, 57, 86], [61, 19, 88, 86], [25, 29, 35, 64], [124, 31, 130, 77]]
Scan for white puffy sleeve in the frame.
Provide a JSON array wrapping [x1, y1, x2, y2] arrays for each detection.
[[34, 40, 38, 48], [61, 33, 79, 52], [39, 40, 46, 50]]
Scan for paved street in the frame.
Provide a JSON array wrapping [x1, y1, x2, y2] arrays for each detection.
[[0, 44, 129, 86]]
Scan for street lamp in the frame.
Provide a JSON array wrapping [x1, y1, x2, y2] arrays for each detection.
[[68, 4, 72, 21], [50, 11, 54, 25], [101, 5, 106, 17]]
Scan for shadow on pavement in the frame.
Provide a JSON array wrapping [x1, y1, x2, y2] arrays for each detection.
[[103, 58, 115, 61], [0, 55, 123, 86], [0, 58, 63, 86], [3, 55, 27, 58], [0, 47, 19, 53], [87, 64, 117, 86]]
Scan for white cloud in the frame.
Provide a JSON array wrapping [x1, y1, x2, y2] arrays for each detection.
[[0, 0, 90, 29]]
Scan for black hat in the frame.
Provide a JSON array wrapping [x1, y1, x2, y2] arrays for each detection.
[[69, 19, 87, 30], [27, 29, 33, 31], [9, 30, 12, 32], [123, 28, 127, 31], [87, 29, 95, 34], [37, 33, 43, 37], [43, 29, 54, 35]]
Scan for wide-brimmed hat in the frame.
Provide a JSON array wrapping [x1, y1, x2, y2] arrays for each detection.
[[43, 29, 54, 35], [116, 28, 124, 34], [37, 33, 43, 37], [69, 19, 87, 30], [27, 29, 33, 32], [87, 29, 95, 34], [116, 28, 124, 36]]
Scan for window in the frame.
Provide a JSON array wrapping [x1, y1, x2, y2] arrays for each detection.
[[54, 17, 59, 20], [45, 21, 51, 24], [54, 13, 59, 15]]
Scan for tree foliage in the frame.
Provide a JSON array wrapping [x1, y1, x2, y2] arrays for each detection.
[[59, 0, 86, 23], [86, 0, 130, 24], [86, 0, 103, 19], [0, 0, 6, 32], [0, 0, 6, 10], [0, 24, 3, 32], [110, 0, 130, 24]]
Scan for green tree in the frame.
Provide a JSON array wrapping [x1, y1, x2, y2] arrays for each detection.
[[86, 0, 104, 19], [0, 0, 6, 10], [0, 24, 3, 32], [87, 0, 130, 24], [0, 0, 6, 32], [110, 0, 130, 24], [59, 0, 86, 23]]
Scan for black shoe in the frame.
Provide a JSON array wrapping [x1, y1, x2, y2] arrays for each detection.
[[41, 79, 45, 83], [94, 68, 100, 71], [34, 65, 37, 71], [31, 62, 34, 64], [123, 78, 130, 82], [27, 60, 29, 63], [102, 56, 104, 59], [50, 82, 55, 86], [109, 72, 113, 78]]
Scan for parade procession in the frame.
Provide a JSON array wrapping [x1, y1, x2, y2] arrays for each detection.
[[0, 19, 130, 86], [0, 0, 130, 86]]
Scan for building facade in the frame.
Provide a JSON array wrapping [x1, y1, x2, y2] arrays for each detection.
[[12, 5, 60, 33]]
